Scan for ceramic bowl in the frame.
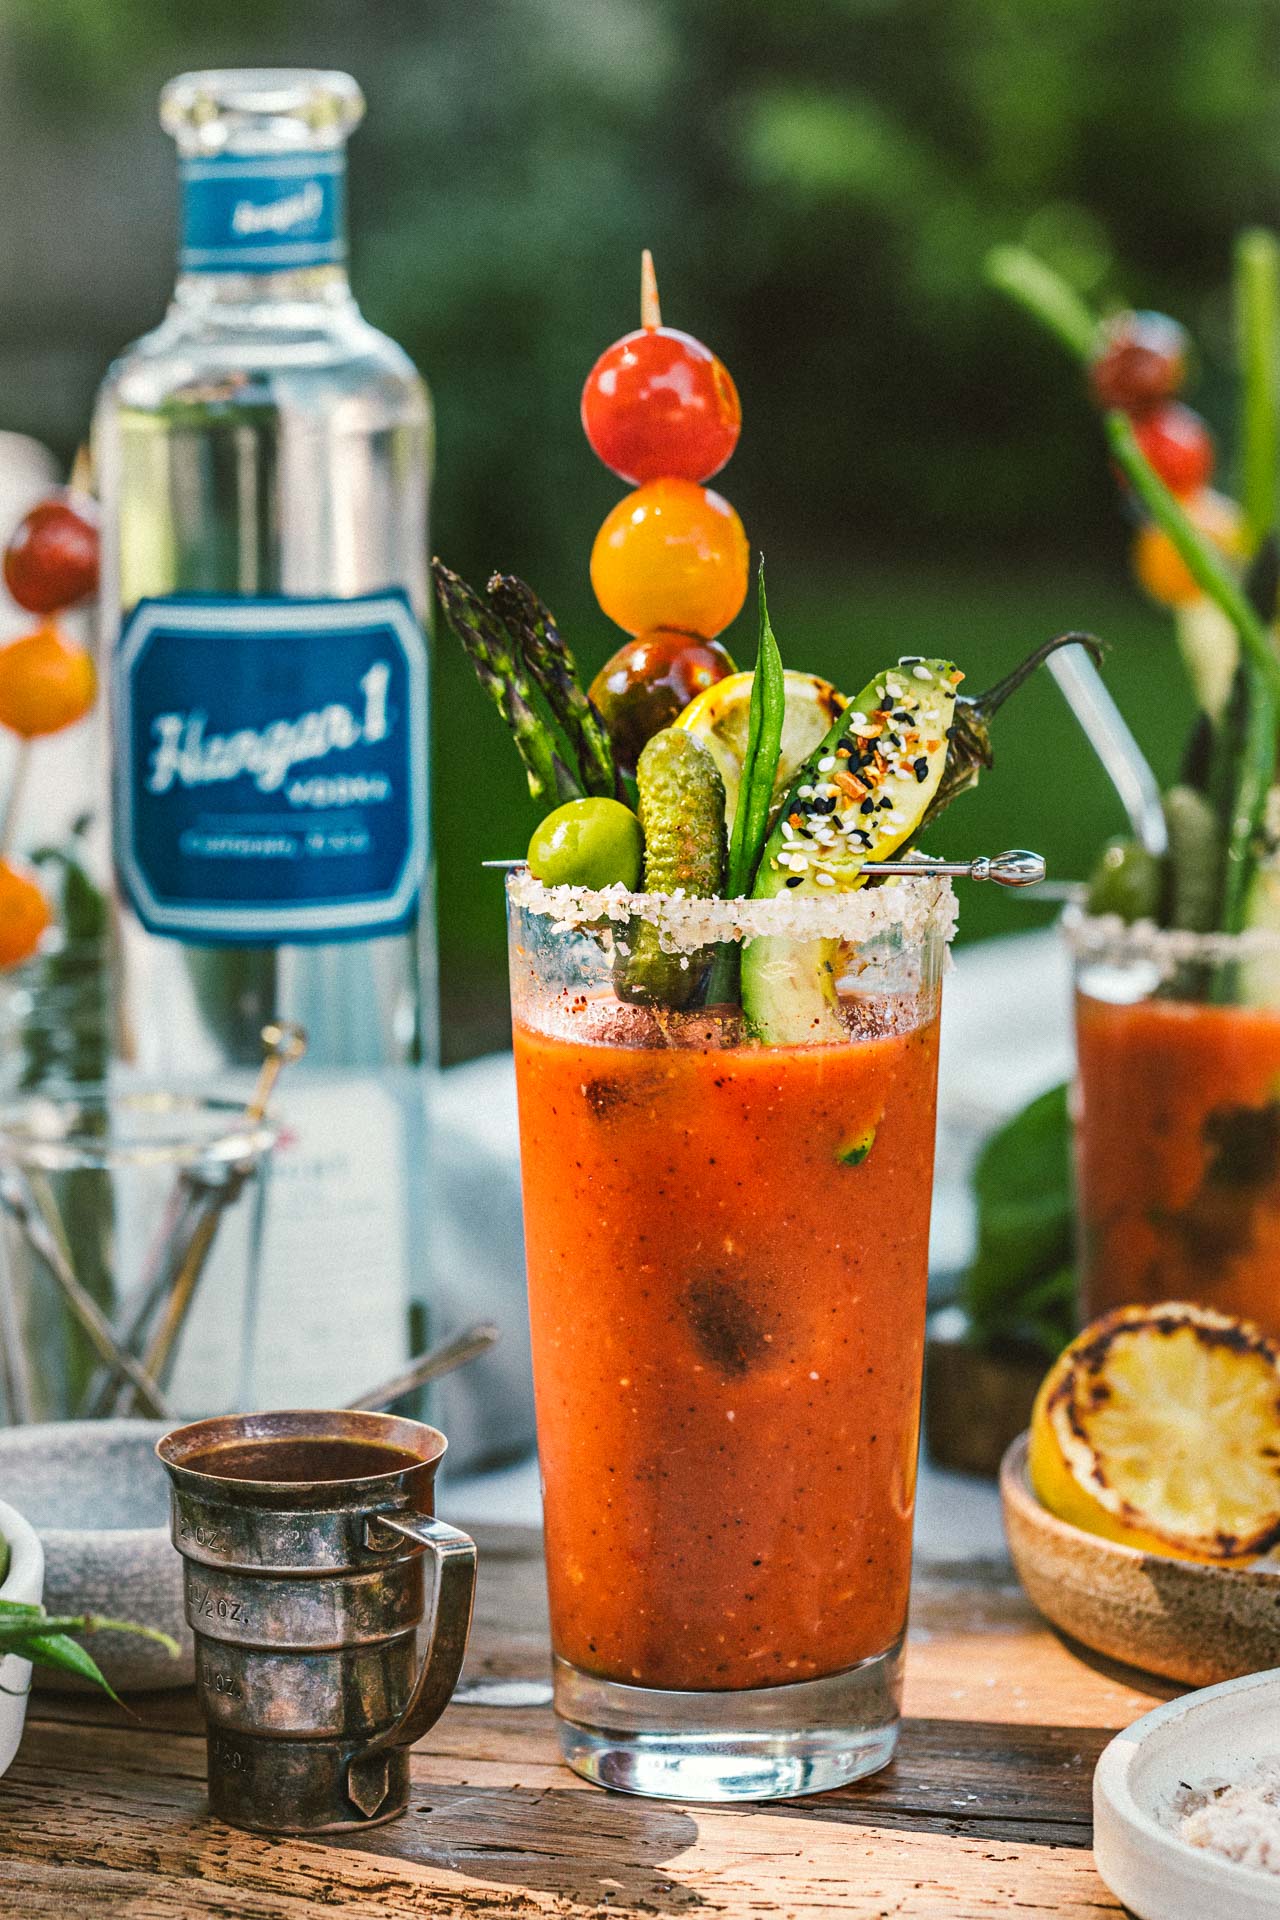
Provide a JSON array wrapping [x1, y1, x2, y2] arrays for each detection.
[[0, 1498, 44, 1773], [1093, 1668, 1280, 1918], [0, 1421, 190, 1691], [1000, 1431, 1280, 1687]]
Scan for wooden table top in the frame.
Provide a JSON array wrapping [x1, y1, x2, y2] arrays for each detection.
[[0, 1522, 1173, 1917]]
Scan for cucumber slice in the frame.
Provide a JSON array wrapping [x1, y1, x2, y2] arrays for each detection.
[[741, 657, 959, 1043]]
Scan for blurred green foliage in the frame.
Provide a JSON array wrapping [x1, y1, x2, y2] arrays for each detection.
[[6, 0, 1280, 573], [0, 0, 1269, 1048]]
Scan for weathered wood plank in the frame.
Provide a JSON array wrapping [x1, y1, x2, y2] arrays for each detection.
[[0, 1523, 1140, 1916], [0, 1736, 1122, 1917]]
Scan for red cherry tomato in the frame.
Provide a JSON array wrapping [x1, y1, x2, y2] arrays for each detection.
[[1090, 311, 1189, 412], [590, 479, 749, 639], [1130, 402, 1214, 496], [589, 630, 736, 778], [4, 493, 99, 615], [582, 327, 742, 485]]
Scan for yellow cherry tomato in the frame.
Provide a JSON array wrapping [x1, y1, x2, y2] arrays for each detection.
[[590, 478, 749, 639], [0, 621, 97, 737], [0, 857, 50, 970], [1132, 489, 1247, 609]]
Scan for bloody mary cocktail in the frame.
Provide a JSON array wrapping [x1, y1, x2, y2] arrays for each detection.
[[508, 871, 951, 1799], [1075, 932, 1280, 1338]]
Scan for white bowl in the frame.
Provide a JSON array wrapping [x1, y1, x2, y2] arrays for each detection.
[[0, 1498, 45, 1776], [1094, 1667, 1280, 1918]]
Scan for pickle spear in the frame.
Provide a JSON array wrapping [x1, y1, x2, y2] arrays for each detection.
[[617, 727, 726, 1007], [741, 657, 959, 1043]]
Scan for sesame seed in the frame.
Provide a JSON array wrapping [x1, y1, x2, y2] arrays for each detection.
[[817, 755, 836, 772], [815, 871, 836, 887], [912, 664, 933, 682]]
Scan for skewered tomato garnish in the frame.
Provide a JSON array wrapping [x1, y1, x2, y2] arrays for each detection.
[[0, 622, 96, 737], [582, 328, 741, 485], [589, 629, 736, 779], [1130, 402, 1215, 496], [0, 857, 50, 969], [591, 479, 748, 640], [1132, 489, 1246, 607], [3, 493, 99, 614], [1089, 311, 1189, 412]]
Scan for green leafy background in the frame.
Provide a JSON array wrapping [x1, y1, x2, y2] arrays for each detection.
[[0, 0, 1262, 1051]]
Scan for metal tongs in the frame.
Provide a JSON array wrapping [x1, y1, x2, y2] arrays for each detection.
[[80, 1023, 307, 1418]]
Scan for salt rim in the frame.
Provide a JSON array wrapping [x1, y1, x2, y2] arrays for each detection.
[[507, 867, 957, 954], [1065, 905, 1280, 965]]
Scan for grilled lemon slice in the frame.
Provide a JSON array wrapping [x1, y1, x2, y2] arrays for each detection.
[[674, 669, 846, 832], [1029, 1302, 1280, 1562]]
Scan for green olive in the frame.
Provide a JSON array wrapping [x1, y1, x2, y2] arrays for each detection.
[[527, 797, 644, 890], [1085, 836, 1161, 923]]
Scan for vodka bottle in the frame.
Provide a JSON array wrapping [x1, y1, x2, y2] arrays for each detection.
[[93, 70, 435, 1409]]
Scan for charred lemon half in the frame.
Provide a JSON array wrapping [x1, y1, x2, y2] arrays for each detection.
[[1028, 1302, 1280, 1562]]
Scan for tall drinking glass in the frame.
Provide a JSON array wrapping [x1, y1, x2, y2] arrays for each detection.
[[1071, 911, 1280, 1338], [507, 870, 954, 1800]]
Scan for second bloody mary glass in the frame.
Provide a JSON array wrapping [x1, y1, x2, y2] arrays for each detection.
[[507, 869, 954, 1800], [1071, 910, 1280, 1339]]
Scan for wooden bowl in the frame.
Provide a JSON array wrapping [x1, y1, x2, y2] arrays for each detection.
[[1000, 1431, 1280, 1687]]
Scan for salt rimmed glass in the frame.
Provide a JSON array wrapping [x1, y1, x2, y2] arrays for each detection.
[[1069, 910, 1280, 1338], [507, 871, 953, 1801]]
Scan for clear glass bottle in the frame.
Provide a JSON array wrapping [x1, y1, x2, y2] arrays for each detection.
[[93, 70, 435, 1409]]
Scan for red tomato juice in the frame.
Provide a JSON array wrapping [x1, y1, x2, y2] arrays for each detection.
[[1076, 990, 1280, 1336], [512, 1007, 941, 1692]]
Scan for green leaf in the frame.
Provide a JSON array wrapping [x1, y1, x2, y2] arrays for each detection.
[[20, 1631, 119, 1702], [726, 559, 786, 898], [960, 1083, 1076, 1356]]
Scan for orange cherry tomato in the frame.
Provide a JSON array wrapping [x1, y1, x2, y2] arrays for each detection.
[[0, 622, 97, 737], [0, 857, 51, 970], [590, 479, 749, 639], [1132, 490, 1247, 608]]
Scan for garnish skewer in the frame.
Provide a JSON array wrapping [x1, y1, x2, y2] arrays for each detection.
[[483, 849, 1047, 886]]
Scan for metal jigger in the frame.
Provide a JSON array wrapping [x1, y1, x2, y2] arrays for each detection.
[[157, 1408, 477, 1834]]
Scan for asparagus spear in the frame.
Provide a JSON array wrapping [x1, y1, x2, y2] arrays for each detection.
[[433, 561, 582, 806], [486, 573, 620, 800]]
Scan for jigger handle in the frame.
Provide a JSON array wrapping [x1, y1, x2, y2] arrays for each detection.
[[356, 1513, 477, 1771]]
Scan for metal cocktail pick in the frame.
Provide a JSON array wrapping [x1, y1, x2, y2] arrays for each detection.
[[483, 849, 1047, 886]]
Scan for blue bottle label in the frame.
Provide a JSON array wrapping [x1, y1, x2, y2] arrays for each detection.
[[114, 592, 428, 946], [179, 152, 345, 273]]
